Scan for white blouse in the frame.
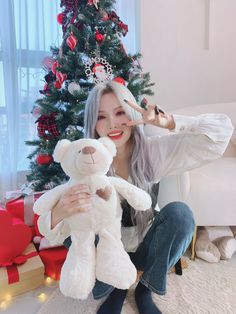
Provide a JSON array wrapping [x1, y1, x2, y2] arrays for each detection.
[[37, 113, 234, 252]]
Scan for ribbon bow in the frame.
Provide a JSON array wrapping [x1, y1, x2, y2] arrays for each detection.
[[0, 251, 38, 267]]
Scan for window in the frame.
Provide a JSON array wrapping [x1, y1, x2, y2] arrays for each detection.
[[0, 0, 61, 172], [0, 0, 137, 175]]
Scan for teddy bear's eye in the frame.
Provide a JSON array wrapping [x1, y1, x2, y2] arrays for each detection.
[[78, 150, 81, 154]]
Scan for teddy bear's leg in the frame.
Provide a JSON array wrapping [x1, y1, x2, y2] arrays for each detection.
[[96, 228, 137, 289], [214, 236, 236, 260], [195, 227, 221, 263], [59, 231, 96, 300]]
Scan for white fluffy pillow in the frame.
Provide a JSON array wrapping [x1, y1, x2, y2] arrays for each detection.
[[205, 226, 233, 242], [214, 236, 236, 260]]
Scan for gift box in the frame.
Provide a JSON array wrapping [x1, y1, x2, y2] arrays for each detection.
[[5, 191, 44, 226], [39, 246, 68, 280], [0, 243, 45, 301]]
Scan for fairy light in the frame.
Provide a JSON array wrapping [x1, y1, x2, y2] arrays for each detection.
[[45, 276, 53, 285], [0, 294, 12, 310], [0, 301, 8, 310], [5, 294, 12, 302], [37, 293, 47, 302]]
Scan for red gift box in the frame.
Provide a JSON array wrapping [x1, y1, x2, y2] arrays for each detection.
[[39, 246, 68, 280], [5, 191, 43, 226]]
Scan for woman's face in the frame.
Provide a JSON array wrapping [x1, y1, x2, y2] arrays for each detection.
[[95, 92, 132, 148]]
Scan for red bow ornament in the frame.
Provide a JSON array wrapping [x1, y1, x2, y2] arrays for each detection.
[[36, 113, 60, 139], [51, 61, 60, 75], [56, 72, 67, 84]]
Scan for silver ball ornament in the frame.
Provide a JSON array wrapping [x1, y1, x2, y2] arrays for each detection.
[[68, 82, 81, 95]]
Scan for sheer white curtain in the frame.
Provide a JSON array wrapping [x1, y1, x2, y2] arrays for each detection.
[[116, 0, 139, 54], [0, 0, 60, 201], [0, 0, 137, 202]]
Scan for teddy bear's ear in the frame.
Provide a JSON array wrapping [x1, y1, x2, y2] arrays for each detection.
[[98, 137, 116, 157], [53, 139, 72, 162]]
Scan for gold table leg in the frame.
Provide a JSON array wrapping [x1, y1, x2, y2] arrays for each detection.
[[191, 225, 197, 260]]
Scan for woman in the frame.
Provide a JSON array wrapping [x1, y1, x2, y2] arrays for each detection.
[[38, 81, 233, 314]]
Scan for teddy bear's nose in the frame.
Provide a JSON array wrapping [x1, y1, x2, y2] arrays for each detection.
[[82, 146, 96, 154]]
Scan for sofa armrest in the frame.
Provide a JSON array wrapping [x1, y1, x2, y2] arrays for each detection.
[[158, 172, 190, 209]]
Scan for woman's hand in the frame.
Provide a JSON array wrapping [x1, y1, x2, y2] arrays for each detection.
[[51, 183, 92, 228], [124, 98, 175, 130]]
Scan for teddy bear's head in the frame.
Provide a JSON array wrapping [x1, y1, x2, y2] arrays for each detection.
[[53, 137, 116, 180]]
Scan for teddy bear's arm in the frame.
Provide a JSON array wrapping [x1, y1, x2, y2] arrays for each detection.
[[37, 212, 71, 246], [33, 184, 67, 215], [108, 177, 152, 211]]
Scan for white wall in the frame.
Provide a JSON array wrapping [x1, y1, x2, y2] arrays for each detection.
[[139, 0, 236, 111]]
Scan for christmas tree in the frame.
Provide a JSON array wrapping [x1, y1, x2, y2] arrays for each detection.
[[26, 0, 154, 191]]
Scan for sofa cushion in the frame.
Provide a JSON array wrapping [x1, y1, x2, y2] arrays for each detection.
[[187, 158, 236, 226]]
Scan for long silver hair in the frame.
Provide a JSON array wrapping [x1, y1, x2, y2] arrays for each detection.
[[84, 81, 155, 237]]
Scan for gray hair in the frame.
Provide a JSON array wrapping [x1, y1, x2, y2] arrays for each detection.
[[84, 81, 155, 237]]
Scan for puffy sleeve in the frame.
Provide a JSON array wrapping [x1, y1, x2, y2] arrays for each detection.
[[149, 113, 234, 181], [37, 211, 71, 245]]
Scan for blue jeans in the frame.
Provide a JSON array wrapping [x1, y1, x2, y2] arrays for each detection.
[[64, 201, 195, 299]]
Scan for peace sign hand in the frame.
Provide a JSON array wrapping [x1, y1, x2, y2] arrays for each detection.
[[124, 98, 176, 130]]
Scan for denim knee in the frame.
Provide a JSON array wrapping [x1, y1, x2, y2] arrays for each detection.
[[160, 201, 195, 235]]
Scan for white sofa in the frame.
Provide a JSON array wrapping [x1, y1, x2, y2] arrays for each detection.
[[156, 102, 236, 227], [145, 102, 236, 258]]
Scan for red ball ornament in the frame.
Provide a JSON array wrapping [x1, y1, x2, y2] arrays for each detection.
[[54, 81, 62, 89], [95, 30, 104, 44], [54, 80, 62, 89], [113, 77, 126, 86], [57, 13, 65, 24], [36, 154, 53, 165], [66, 33, 78, 51]]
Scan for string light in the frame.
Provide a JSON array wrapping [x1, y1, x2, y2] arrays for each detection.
[[37, 292, 47, 302], [0, 301, 7, 310], [0, 294, 12, 310], [45, 276, 53, 285], [5, 295, 12, 302], [0, 297, 12, 310]]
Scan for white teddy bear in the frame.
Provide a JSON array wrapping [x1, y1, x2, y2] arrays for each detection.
[[33, 137, 152, 300]]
